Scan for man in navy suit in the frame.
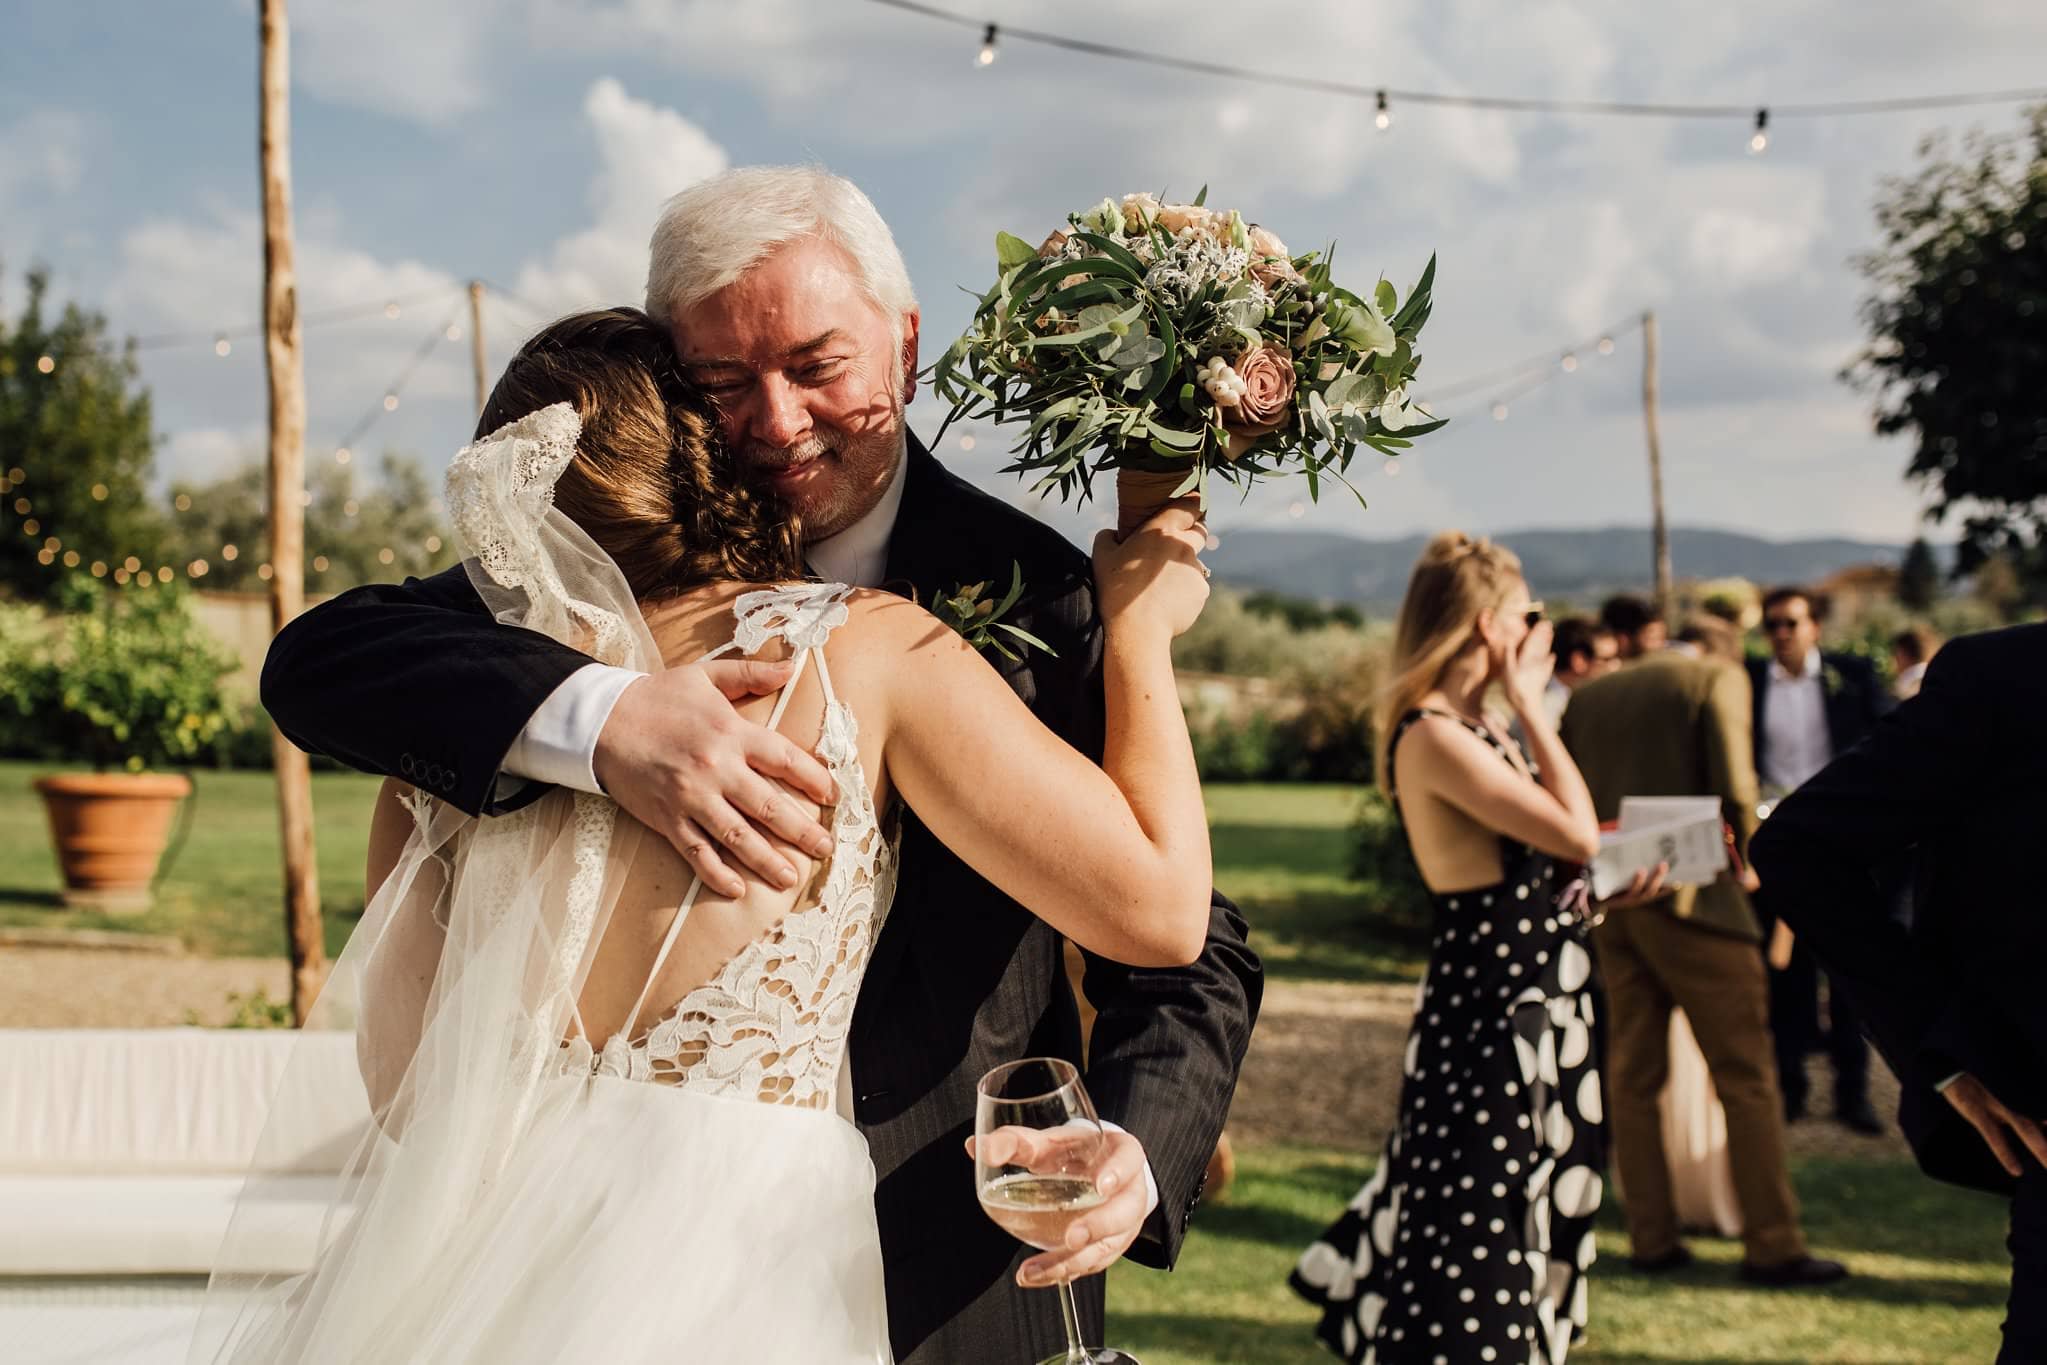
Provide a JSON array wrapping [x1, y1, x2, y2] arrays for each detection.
[[1747, 585, 1891, 1132]]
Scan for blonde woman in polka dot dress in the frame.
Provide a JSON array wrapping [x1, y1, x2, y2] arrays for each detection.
[[1291, 533, 1665, 1364]]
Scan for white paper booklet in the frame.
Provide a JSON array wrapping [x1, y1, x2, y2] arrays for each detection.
[[1588, 796, 1728, 900]]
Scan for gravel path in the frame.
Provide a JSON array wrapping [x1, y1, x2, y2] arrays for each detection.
[[0, 945, 1909, 1161]]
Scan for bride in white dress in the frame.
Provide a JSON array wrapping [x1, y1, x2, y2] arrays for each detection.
[[190, 310, 1215, 1364]]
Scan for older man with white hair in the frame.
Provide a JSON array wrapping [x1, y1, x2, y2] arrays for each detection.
[[263, 165, 1260, 1364]]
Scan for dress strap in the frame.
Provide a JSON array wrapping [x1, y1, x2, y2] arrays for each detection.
[[1387, 706, 1523, 800]]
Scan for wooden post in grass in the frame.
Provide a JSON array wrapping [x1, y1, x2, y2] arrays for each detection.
[[467, 280, 489, 416], [1641, 309, 1675, 622], [259, 0, 325, 1023]]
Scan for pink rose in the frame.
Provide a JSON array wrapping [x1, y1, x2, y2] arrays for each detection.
[[1220, 346, 1297, 455], [1246, 224, 1301, 288], [1155, 202, 1216, 235]]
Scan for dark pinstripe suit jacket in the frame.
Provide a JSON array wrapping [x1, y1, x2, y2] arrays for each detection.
[[261, 434, 1262, 1363]]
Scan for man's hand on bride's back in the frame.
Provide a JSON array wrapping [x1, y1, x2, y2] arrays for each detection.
[[1092, 505, 1211, 643], [594, 661, 838, 900]]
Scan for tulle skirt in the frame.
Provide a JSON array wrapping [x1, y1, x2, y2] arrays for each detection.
[[212, 1075, 892, 1364]]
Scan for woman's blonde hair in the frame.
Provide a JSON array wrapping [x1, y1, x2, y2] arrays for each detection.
[[1374, 531, 1526, 789]]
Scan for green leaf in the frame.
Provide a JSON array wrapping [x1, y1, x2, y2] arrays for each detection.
[[996, 231, 1037, 270], [993, 622, 1055, 655], [1374, 279, 1398, 315], [1392, 254, 1437, 331], [1145, 420, 1204, 449], [1192, 184, 1209, 207]]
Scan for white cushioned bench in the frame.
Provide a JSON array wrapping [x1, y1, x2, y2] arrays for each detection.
[[0, 1028, 366, 1275]]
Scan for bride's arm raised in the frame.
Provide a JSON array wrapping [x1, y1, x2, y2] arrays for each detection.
[[856, 507, 1213, 968]]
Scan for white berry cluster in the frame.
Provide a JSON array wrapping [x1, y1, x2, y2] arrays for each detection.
[[1198, 355, 1247, 408]]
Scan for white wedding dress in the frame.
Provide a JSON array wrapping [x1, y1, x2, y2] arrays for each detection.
[[191, 406, 898, 1364]]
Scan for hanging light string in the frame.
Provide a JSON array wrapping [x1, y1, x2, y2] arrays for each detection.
[[128, 284, 467, 354], [329, 308, 465, 459], [1417, 315, 1643, 407], [869, 0, 2047, 135]]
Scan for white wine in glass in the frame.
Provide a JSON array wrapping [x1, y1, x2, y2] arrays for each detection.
[[974, 1057, 1140, 1365]]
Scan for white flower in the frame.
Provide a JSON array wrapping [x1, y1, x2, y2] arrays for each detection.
[[1199, 355, 1248, 407]]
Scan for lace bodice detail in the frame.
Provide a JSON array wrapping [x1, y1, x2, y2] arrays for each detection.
[[555, 584, 899, 1113]]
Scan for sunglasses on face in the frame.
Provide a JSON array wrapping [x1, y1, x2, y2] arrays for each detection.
[[1763, 617, 1802, 633], [1522, 602, 1546, 629]]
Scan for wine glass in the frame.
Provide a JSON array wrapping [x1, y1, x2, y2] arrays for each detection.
[[974, 1057, 1140, 1365]]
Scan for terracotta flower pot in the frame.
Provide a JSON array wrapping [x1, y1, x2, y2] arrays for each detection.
[[33, 771, 193, 911]]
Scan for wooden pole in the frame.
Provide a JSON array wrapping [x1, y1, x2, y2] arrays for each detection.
[[1641, 309, 1675, 622], [259, 0, 325, 1025], [467, 280, 488, 417]]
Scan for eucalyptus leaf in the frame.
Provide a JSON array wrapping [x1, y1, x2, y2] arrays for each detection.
[[996, 231, 1037, 270]]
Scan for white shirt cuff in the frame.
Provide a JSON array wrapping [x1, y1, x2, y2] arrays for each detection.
[[1097, 1120, 1162, 1223], [498, 663, 643, 796], [1935, 1071, 1966, 1093]]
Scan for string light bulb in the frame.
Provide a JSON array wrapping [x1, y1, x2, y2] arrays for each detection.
[[90, 561, 106, 578], [444, 324, 462, 341], [1560, 353, 1579, 372], [257, 563, 274, 581], [424, 535, 442, 553], [378, 547, 396, 565], [174, 493, 192, 511], [90, 483, 108, 501], [62, 551, 78, 568], [1491, 402, 1509, 422], [383, 393, 400, 412], [1384, 458, 1401, 477], [1597, 336, 1616, 355], [335, 447, 351, 464], [1375, 90, 1392, 132], [35, 355, 54, 374], [312, 555, 329, 572], [1749, 107, 1769, 155], [976, 22, 998, 67], [221, 544, 238, 562], [214, 336, 231, 357], [384, 302, 401, 319]]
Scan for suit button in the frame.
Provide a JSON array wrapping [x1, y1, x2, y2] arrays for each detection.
[[399, 753, 417, 778], [427, 763, 445, 788]]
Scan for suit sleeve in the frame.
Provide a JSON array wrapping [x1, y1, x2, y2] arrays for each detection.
[[1032, 575, 1261, 1270], [1703, 663, 1762, 855], [1749, 639, 1992, 1093], [260, 566, 593, 817]]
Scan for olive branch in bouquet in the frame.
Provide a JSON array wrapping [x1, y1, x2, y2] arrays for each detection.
[[928, 188, 1444, 513], [934, 562, 1055, 663]]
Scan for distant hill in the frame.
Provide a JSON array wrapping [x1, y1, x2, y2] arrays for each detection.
[[1207, 526, 1933, 611]]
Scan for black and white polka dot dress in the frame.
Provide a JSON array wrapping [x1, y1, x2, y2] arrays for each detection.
[[1291, 708, 1606, 1365]]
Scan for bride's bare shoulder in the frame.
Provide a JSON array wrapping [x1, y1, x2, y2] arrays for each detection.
[[836, 588, 962, 656]]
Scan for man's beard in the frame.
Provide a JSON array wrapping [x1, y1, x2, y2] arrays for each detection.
[[742, 419, 902, 545]]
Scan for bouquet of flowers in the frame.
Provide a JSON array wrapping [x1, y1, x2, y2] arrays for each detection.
[[931, 190, 1443, 532]]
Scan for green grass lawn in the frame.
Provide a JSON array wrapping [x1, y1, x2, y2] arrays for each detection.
[[1205, 782, 1427, 984], [3, 770, 1415, 981], [1109, 1145, 2012, 1364], [0, 759, 382, 957]]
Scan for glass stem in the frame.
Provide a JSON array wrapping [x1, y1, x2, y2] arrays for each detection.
[[1057, 1277, 1087, 1364]]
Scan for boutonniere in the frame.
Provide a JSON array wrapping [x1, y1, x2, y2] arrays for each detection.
[[936, 561, 1056, 663], [1822, 663, 1844, 698]]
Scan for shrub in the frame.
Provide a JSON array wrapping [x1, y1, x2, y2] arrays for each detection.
[[1349, 787, 1432, 938], [0, 579, 237, 771]]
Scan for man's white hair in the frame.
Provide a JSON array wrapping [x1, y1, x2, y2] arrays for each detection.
[[645, 166, 918, 348]]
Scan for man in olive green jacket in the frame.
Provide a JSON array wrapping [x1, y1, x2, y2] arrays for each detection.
[[1559, 596, 1845, 1287]]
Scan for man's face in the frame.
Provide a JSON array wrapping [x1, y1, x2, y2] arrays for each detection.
[[1590, 636, 1621, 676], [1763, 595, 1821, 671], [673, 235, 921, 544]]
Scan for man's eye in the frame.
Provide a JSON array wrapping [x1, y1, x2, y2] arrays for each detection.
[[698, 376, 749, 394], [801, 362, 845, 384]]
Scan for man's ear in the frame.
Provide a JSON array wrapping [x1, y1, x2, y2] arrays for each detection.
[[899, 309, 922, 407]]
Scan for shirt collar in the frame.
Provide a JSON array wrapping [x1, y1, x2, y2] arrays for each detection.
[[805, 433, 909, 589], [1770, 648, 1822, 684]]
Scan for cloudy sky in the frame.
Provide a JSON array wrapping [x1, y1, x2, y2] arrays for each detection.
[[5, 0, 2043, 552]]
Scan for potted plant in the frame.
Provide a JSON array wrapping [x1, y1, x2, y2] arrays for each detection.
[[1, 578, 236, 909]]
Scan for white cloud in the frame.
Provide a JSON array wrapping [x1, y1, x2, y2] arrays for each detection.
[[513, 78, 729, 314], [289, 0, 500, 123], [160, 425, 265, 484], [0, 108, 87, 259]]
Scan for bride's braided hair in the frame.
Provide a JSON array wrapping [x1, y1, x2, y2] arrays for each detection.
[[475, 308, 805, 600]]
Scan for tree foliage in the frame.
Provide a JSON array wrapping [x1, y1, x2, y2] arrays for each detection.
[[164, 450, 458, 592], [1848, 107, 2047, 591], [0, 268, 164, 599]]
